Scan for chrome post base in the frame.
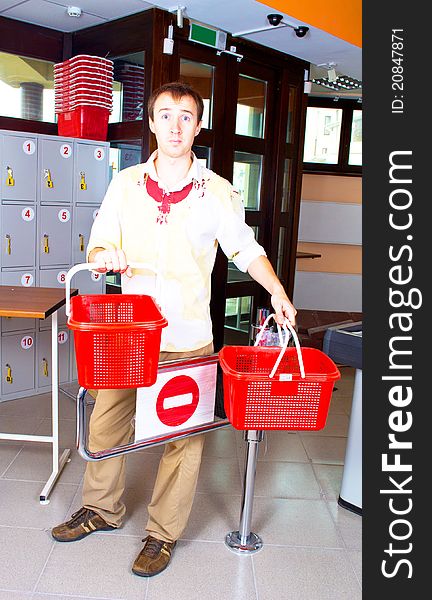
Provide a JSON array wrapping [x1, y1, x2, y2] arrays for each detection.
[[225, 530, 263, 554]]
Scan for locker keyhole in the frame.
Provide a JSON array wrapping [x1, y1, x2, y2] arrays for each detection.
[[5, 234, 11, 255], [5, 364, 13, 384], [43, 234, 49, 253]]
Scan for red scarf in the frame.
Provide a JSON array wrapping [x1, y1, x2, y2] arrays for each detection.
[[146, 176, 193, 224]]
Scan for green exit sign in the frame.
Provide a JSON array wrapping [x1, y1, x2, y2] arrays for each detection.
[[189, 23, 227, 50]]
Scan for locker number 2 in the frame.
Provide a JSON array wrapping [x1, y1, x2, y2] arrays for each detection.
[[22, 140, 35, 155], [58, 209, 70, 222], [22, 207, 35, 221], [21, 336, 34, 350], [60, 144, 72, 158]]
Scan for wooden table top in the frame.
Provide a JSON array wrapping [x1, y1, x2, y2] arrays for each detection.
[[0, 286, 78, 319]]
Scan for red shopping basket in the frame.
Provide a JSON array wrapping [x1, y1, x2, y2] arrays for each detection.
[[68, 294, 167, 389], [219, 318, 340, 431]]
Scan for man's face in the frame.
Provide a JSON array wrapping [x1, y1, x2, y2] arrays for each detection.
[[149, 92, 202, 160]]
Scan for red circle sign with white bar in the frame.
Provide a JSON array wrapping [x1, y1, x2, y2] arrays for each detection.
[[156, 375, 199, 426], [134, 361, 217, 440]]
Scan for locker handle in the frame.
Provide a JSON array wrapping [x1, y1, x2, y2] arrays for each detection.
[[79, 234, 85, 252], [5, 234, 11, 255], [44, 169, 54, 188], [43, 234, 49, 253], [5, 364, 13, 384], [6, 166, 15, 187], [80, 171, 87, 190], [42, 358, 49, 378]]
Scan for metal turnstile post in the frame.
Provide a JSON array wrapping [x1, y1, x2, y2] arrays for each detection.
[[225, 429, 264, 554]]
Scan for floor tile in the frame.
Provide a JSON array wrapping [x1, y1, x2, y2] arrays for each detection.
[[182, 491, 243, 541], [313, 464, 344, 501], [0, 591, 33, 599], [300, 412, 350, 437], [2, 445, 85, 485], [253, 546, 361, 599], [35, 534, 148, 600], [0, 442, 23, 475], [249, 497, 343, 548], [0, 527, 54, 592], [250, 461, 322, 499], [328, 393, 353, 416], [195, 456, 242, 495], [236, 431, 309, 463], [0, 480, 78, 529], [347, 549, 362, 585], [0, 415, 45, 437], [146, 540, 257, 600], [202, 426, 238, 459], [327, 501, 362, 550], [300, 435, 347, 465], [33, 418, 78, 449]]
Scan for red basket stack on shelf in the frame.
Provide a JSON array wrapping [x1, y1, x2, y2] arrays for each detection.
[[54, 55, 114, 140]]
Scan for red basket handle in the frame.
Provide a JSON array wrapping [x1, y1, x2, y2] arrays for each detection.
[[65, 262, 157, 317], [254, 313, 305, 380]]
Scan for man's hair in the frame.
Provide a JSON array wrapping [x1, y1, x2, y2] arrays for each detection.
[[147, 82, 204, 123]]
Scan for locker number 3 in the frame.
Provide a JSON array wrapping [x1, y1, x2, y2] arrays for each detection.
[[21, 336, 34, 350], [58, 209, 70, 222], [94, 148, 105, 161], [22, 207, 35, 221]]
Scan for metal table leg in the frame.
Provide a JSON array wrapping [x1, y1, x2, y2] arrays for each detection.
[[225, 429, 264, 554]]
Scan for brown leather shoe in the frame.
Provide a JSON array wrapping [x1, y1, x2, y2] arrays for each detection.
[[51, 507, 115, 542], [132, 535, 176, 577]]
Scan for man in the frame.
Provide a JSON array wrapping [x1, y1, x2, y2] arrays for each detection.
[[52, 82, 297, 577]]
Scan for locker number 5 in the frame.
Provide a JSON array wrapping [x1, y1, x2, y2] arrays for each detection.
[[58, 209, 70, 222]]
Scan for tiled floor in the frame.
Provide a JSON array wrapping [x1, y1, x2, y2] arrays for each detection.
[[0, 366, 361, 599]]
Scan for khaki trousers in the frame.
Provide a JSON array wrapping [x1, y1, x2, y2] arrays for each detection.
[[82, 342, 214, 543]]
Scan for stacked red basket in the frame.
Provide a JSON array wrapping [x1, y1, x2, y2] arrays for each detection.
[[54, 54, 114, 140]]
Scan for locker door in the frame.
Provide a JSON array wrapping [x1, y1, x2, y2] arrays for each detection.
[[38, 268, 68, 329], [40, 138, 74, 203], [37, 328, 70, 388], [39, 205, 72, 266], [75, 143, 108, 204], [0, 270, 36, 332], [1, 204, 36, 268], [72, 205, 99, 264], [74, 268, 104, 295], [1, 332, 35, 396], [0, 134, 37, 201]]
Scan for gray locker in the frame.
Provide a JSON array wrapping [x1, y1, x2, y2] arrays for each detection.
[[75, 142, 109, 204], [1, 204, 37, 268], [72, 205, 99, 264], [39, 205, 72, 266], [0, 269, 36, 333], [38, 268, 68, 330], [69, 335, 78, 382], [40, 138, 74, 203], [0, 134, 37, 202], [36, 328, 70, 388], [1, 331, 36, 396], [74, 269, 104, 295]]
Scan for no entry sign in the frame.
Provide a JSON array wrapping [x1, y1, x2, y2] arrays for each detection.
[[135, 357, 217, 440]]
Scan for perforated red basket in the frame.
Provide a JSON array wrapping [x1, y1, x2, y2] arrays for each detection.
[[219, 345, 340, 430], [68, 294, 167, 389]]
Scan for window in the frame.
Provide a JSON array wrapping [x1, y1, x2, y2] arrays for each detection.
[[110, 52, 145, 123], [179, 60, 214, 129], [0, 51, 55, 122], [303, 98, 362, 174]]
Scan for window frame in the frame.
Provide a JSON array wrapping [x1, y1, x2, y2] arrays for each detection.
[[303, 97, 362, 176]]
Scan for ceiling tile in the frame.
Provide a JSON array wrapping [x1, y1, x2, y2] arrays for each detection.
[[1, 0, 107, 31], [0, 0, 28, 11], [47, 0, 153, 20]]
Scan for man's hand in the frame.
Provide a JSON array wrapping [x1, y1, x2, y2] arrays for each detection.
[[89, 248, 132, 277], [271, 291, 297, 327]]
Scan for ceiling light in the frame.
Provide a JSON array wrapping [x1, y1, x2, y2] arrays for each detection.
[[312, 75, 362, 91]]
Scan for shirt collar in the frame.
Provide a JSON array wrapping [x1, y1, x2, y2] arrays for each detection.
[[141, 150, 201, 192]]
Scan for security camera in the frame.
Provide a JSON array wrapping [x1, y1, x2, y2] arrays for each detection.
[[294, 26, 309, 38], [267, 14, 283, 27], [67, 6, 82, 18]]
